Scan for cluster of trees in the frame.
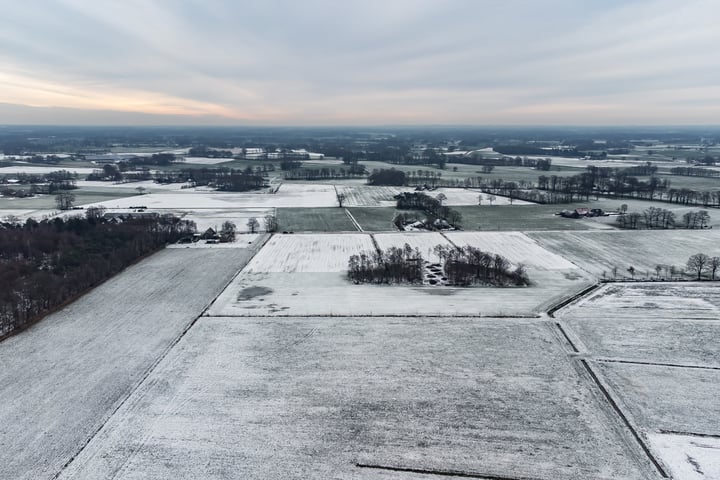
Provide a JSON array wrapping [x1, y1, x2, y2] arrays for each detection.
[[347, 243, 529, 287], [616, 208, 710, 229], [686, 253, 720, 280], [188, 146, 233, 158], [433, 245, 529, 286], [367, 168, 406, 186], [348, 244, 424, 284], [394, 192, 462, 229], [0, 213, 195, 338]]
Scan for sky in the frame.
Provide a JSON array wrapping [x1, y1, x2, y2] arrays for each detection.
[[0, 0, 719, 126]]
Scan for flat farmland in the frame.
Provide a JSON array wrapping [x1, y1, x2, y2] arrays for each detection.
[[244, 233, 374, 272], [446, 231, 578, 270], [207, 232, 592, 317], [58, 317, 659, 480], [558, 283, 720, 322], [453, 205, 616, 231], [648, 433, 720, 480], [337, 185, 409, 207], [276, 207, 358, 231], [553, 282, 720, 479], [529, 230, 720, 277], [373, 231, 452, 263], [347, 207, 400, 231], [596, 362, 720, 437], [0, 245, 263, 480]]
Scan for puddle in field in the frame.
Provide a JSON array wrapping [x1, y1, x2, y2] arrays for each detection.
[[237, 286, 273, 301]]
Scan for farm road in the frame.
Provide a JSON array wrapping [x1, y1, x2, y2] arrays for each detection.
[[0, 243, 263, 480]]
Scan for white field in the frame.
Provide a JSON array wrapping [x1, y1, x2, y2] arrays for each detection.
[[244, 233, 375, 273], [446, 231, 577, 270], [0, 246, 263, 480], [596, 361, 720, 436], [648, 433, 720, 480], [75, 180, 185, 191], [558, 283, 720, 322], [447, 188, 533, 206], [58, 317, 655, 480], [373, 231, 452, 263], [529, 230, 720, 277], [179, 207, 274, 232], [0, 165, 96, 175], [207, 233, 593, 317], [337, 185, 410, 207], [84, 183, 339, 210]]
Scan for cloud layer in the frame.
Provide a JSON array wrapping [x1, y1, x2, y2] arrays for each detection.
[[1, 0, 718, 125]]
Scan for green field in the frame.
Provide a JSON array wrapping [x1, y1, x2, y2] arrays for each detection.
[[276, 207, 357, 232]]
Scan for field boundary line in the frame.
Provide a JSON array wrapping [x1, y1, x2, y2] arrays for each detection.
[[344, 208, 363, 231], [554, 322, 580, 353], [53, 234, 273, 480], [659, 429, 720, 439], [203, 313, 542, 319], [200, 232, 273, 316], [546, 283, 602, 318], [355, 463, 543, 480], [579, 359, 669, 478], [596, 358, 720, 371]]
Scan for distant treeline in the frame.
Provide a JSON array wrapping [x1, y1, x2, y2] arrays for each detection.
[[669, 166, 720, 177], [155, 167, 266, 191], [0, 213, 195, 339]]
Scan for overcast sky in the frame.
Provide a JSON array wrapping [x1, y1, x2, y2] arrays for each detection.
[[1, 0, 718, 125]]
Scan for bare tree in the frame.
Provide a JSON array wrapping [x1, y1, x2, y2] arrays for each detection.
[[686, 253, 710, 280], [655, 264, 663, 279], [55, 192, 76, 210], [488, 194, 496, 205], [263, 214, 278, 232], [221, 221, 236, 241], [711, 257, 720, 280], [477, 194, 483, 205], [436, 193, 447, 206], [336, 192, 346, 208], [246, 217, 259, 234], [627, 265, 636, 280]]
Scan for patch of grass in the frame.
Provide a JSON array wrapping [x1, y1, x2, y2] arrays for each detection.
[[276, 207, 357, 232], [347, 207, 400, 231]]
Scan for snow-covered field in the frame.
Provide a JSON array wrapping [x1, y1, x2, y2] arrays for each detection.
[[649, 433, 720, 480], [553, 281, 720, 480], [529, 230, 720, 277], [244, 233, 375, 273], [57, 317, 653, 480], [337, 185, 410, 207], [373, 231, 452, 263], [0, 245, 264, 480], [0, 165, 96, 175], [447, 231, 578, 270], [597, 361, 720, 437], [207, 232, 592, 317], [83, 183, 338, 209]]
